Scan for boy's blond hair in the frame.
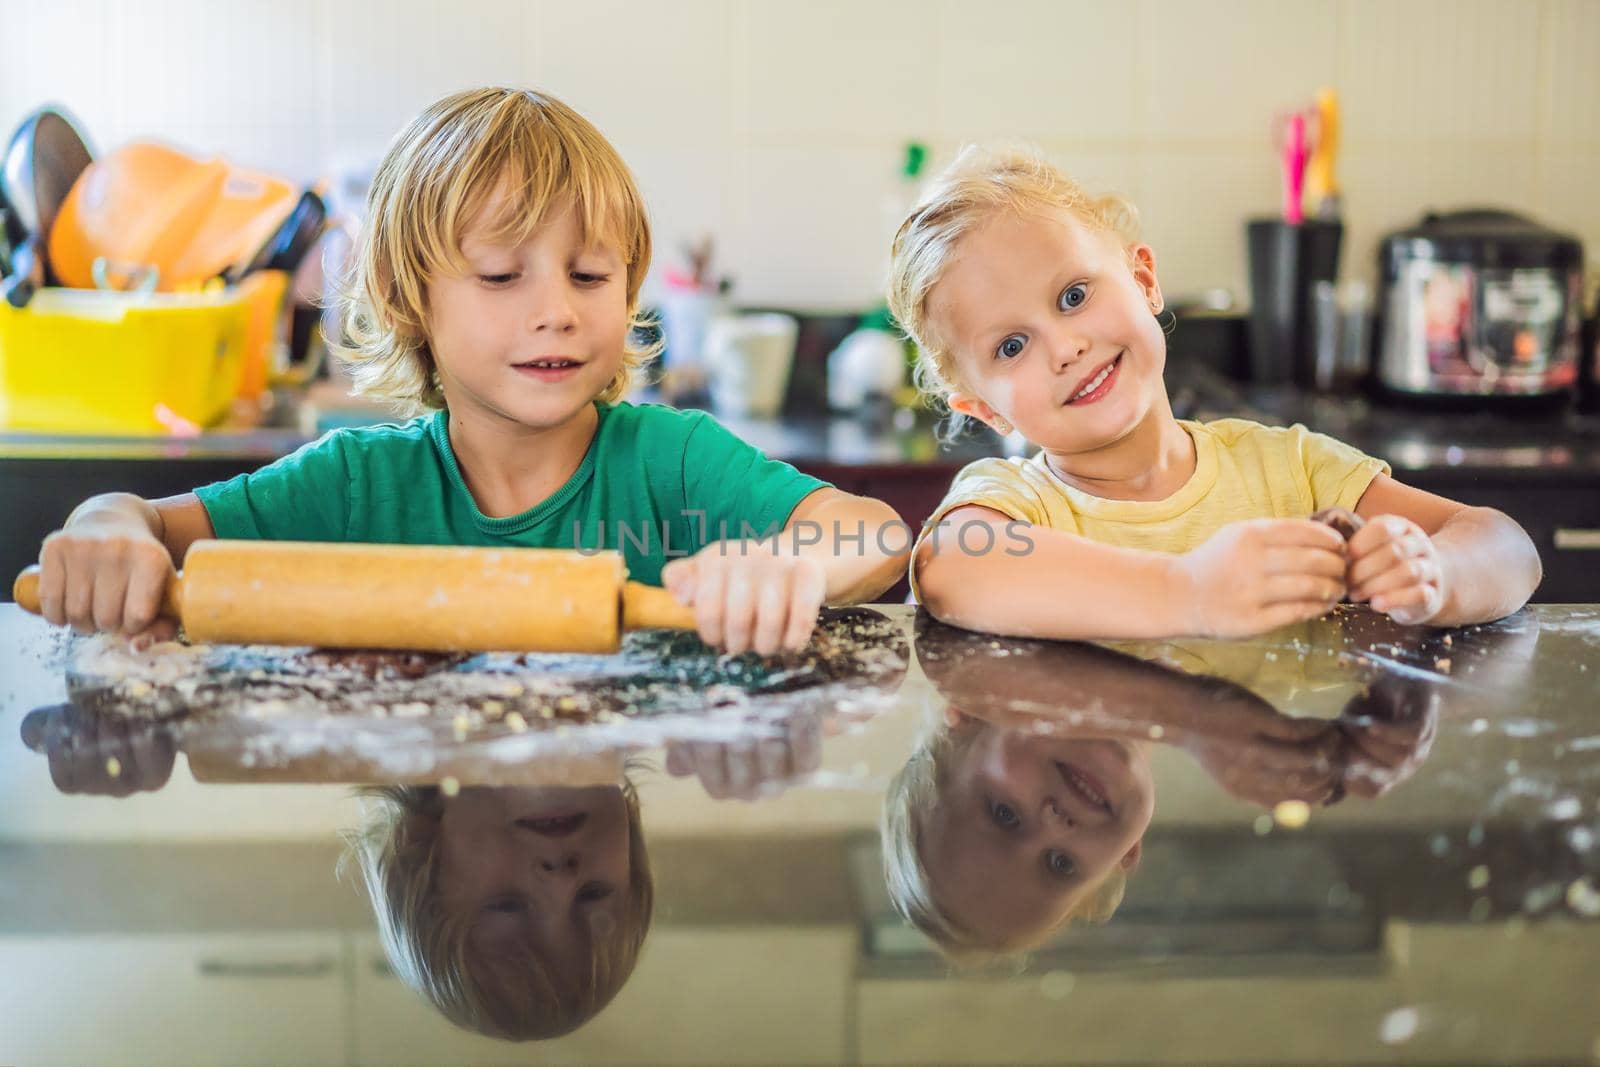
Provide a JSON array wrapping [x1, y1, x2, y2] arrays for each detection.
[[881, 719, 1129, 964], [339, 87, 657, 414], [342, 781, 654, 1041], [886, 144, 1142, 413]]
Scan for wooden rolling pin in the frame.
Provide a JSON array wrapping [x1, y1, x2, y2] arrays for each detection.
[[13, 541, 698, 653]]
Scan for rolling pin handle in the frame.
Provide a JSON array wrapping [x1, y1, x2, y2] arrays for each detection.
[[13, 566, 44, 614], [620, 581, 699, 633], [12, 564, 183, 620]]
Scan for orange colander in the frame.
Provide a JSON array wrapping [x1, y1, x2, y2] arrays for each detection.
[[49, 140, 296, 292]]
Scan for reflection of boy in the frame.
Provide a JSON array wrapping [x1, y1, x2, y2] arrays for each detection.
[[344, 783, 652, 1040]]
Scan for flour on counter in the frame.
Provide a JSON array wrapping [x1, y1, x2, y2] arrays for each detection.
[[60, 608, 911, 777]]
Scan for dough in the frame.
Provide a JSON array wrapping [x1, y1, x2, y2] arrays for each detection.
[[1311, 507, 1364, 542]]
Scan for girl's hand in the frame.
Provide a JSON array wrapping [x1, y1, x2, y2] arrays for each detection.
[[1177, 519, 1349, 637], [1184, 723, 1347, 808], [661, 541, 827, 655], [1346, 515, 1446, 624], [1336, 674, 1440, 799], [36, 523, 179, 648]]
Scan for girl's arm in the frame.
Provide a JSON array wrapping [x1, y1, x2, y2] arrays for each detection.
[[914, 505, 1348, 641], [1349, 475, 1541, 626]]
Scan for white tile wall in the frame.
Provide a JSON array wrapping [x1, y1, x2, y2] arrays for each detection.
[[934, 1, 1142, 143], [1539, 0, 1600, 144], [1337, 0, 1543, 143], [1141, 0, 1340, 142], [1, 0, 1594, 310]]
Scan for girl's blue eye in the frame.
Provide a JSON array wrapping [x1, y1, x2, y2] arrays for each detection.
[[479, 273, 518, 286], [572, 271, 609, 285], [1058, 284, 1087, 311], [989, 800, 1020, 829], [996, 335, 1026, 360], [1045, 850, 1075, 877]]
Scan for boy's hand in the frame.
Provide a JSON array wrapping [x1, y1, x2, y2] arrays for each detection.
[[1177, 519, 1348, 638], [661, 541, 827, 655], [21, 703, 178, 796], [663, 711, 823, 801], [1346, 515, 1445, 624], [36, 523, 178, 647]]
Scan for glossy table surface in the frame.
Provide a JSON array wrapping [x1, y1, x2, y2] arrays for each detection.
[[1, 602, 1597, 1066]]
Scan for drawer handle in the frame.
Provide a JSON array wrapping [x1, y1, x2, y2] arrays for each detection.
[[1554, 528, 1600, 550], [198, 956, 337, 979]]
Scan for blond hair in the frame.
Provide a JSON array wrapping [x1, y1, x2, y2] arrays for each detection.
[[886, 144, 1141, 413], [341, 781, 654, 1041], [338, 87, 657, 415], [881, 718, 1129, 965]]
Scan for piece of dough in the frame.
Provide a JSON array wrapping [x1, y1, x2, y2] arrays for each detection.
[[1311, 506, 1364, 541]]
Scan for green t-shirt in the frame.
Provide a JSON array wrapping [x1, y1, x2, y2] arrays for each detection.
[[194, 402, 830, 586]]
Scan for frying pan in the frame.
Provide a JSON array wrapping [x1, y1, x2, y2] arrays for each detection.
[[0, 105, 94, 306]]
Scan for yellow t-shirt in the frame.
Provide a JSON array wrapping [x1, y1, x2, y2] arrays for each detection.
[[912, 418, 1389, 599]]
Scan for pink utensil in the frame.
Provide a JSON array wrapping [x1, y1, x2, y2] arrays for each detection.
[[1279, 111, 1308, 225]]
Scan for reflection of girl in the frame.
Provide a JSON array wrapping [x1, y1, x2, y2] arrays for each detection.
[[884, 707, 1154, 958], [883, 615, 1448, 960], [344, 782, 652, 1041]]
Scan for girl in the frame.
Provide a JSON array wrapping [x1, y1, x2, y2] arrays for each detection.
[[887, 145, 1541, 641]]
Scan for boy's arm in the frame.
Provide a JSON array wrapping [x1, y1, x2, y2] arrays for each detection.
[[1350, 475, 1541, 625], [782, 487, 908, 604], [660, 487, 908, 656], [64, 492, 215, 563], [32, 492, 215, 640], [915, 505, 1347, 641]]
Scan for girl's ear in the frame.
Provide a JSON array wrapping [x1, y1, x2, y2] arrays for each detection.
[[948, 392, 1013, 436], [1120, 838, 1144, 872], [1127, 243, 1163, 313]]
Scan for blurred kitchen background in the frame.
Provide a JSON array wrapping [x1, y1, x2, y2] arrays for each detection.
[[2, 0, 1598, 600], [4, 0, 1595, 308]]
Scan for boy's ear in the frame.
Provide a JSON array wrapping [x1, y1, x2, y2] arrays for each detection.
[[1128, 243, 1163, 313], [1119, 838, 1143, 872], [948, 392, 1012, 436]]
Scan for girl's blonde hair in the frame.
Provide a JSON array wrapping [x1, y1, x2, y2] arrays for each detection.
[[338, 87, 657, 415], [341, 780, 654, 1041], [881, 718, 1129, 964], [886, 144, 1142, 414]]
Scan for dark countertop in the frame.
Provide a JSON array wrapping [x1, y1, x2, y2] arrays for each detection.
[[2, 603, 1597, 1063]]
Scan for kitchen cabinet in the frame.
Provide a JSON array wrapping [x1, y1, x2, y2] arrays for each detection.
[[855, 923, 1600, 1065], [0, 932, 349, 1067], [1403, 478, 1600, 605]]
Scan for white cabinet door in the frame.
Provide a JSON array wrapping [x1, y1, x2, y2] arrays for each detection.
[[0, 932, 348, 1067]]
